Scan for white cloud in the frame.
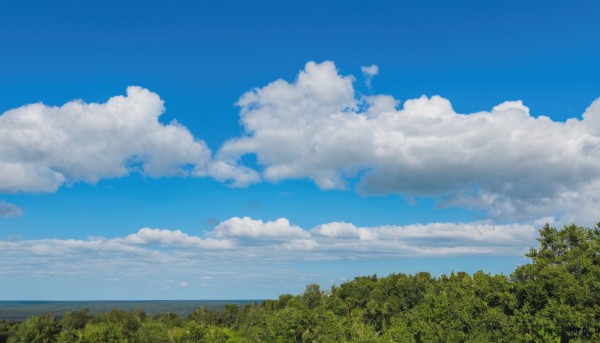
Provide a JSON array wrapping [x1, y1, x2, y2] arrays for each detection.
[[361, 64, 379, 88], [0, 216, 542, 298], [217, 61, 600, 222], [0, 201, 23, 217], [312, 222, 376, 241], [303, 220, 537, 257], [3, 63, 598, 223], [121, 228, 233, 249], [0, 227, 234, 279], [0, 87, 211, 193], [0, 217, 538, 276], [361, 64, 379, 77], [203, 160, 261, 187], [210, 216, 310, 241]]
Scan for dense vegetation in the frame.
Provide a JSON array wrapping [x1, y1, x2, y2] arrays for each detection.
[[1, 223, 598, 342]]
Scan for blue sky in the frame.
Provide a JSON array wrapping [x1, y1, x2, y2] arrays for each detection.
[[0, 0, 599, 300]]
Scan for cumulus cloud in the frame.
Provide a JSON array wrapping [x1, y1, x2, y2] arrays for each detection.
[[0, 87, 211, 193], [121, 228, 233, 249], [361, 64, 379, 88], [0, 201, 23, 217], [203, 160, 261, 187], [312, 222, 377, 241], [210, 217, 310, 241], [3, 63, 598, 223], [218, 61, 600, 222]]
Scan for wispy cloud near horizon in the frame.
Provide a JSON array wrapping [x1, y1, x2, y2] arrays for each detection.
[[0, 217, 538, 269], [0, 215, 546, 298]]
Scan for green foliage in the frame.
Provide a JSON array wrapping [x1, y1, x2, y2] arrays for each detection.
[[511, 223, 600, 342], [10, 314, 60, 343], [301, 284, 323, 310], [133, 322, 170, 343], [0, 320, 14, 343], [187, 307, 219, 326], [60, 309, 89, 331], [2, 223, 598, 342], [81, 322, 123, 343]]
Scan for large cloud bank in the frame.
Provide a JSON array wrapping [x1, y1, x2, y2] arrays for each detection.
[[0, 86, 211, 193], [218, 61, 600, 222], [1, 62, 599, 222]]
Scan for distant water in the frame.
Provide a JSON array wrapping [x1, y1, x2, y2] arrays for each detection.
[[0, 300, 260, 321]]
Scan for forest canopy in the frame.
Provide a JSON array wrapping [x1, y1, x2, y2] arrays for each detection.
[[1, 223, 598, 343]]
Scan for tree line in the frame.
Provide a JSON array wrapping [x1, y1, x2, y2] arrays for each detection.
[[1, 223, 598, 342]]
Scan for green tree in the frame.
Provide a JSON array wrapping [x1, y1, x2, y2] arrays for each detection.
[[60, 308, 90, 332], [0, 320, 15, 343], [218, 304, 240, 327], [301, 284, 324, 310], [187, 307, 219, 326], [512, 223, 600, 342], [133, 322, 170, 343], [81, 322, 123, 343], [10, 314, 60, 343], [330, 275, 378, 315]]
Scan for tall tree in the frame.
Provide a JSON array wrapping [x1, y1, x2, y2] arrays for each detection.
[[512, 223, 600, 342]]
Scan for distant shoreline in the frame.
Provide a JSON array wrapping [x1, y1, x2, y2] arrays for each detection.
[[0, 300, 262, 321]]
